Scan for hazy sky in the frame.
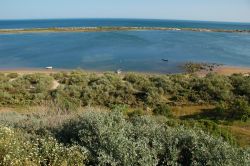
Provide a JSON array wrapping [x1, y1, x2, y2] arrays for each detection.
[[0, 0, 250, 22]]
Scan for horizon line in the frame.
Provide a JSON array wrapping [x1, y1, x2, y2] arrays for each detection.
[[0, 17, 250, 24]]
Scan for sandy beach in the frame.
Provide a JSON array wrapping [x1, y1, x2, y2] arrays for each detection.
[[214, 66, 250, 75], [195, 65, 250, 76], [1, 66, 250, 76], [0, 68, 60, 75]]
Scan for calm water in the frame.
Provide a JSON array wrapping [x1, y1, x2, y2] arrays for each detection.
[[0, 19, 250, 30], [0, 19, 250, 73]]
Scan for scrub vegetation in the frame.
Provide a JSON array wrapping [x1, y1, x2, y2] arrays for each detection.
[[0, 70, 250, 165]]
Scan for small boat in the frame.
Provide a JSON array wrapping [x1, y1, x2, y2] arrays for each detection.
[[161, 59, 169, 62], [45, 66, 53, 70]]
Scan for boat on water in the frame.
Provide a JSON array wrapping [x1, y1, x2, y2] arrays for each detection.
[[161, 59, 169, 62], [45, 66, 53, 69]]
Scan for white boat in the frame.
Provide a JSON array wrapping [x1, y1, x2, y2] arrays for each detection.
[[45, 66, 53, 69]]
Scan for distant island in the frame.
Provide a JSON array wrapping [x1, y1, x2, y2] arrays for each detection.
[[0, 26, 250, 34]]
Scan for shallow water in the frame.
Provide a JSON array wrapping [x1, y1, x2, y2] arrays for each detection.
[[0, 30, 250, 73]]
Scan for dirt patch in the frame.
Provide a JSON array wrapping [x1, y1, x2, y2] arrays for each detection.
[[51, 80, 60, 90], [172, 105, 215, 117]]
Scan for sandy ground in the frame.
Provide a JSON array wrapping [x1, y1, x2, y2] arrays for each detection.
[[214, 66, 250, 76], [0, 68, 66, 75], [0, 66, 250, 76], [196, 66, 250, 76], [51, 80, 60, 90]]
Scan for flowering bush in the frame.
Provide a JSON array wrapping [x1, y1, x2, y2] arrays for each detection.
[[0, 126, 87, 166]]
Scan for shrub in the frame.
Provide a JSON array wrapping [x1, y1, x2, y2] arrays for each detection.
[[0, 125, 87, 166], [6, 73, 19, 79], [0, 71, 249, 113], [183, 62, 206, 73], [215, 98, 250, 121], [189, 74, 233, 103], [56, 111, 249, 165], [182, 120, 237, 145], [153, 103, 172, 117], [127, 109, 144, 117], [0, 73, 53, 106], [230, 74, 250, 101], [227, 98, 250, 121]]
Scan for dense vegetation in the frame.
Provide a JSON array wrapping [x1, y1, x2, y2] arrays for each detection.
[[0, 110, 249, 165], [183, 62, 221, 73], [0, 71, 250, 165], [0, 71, 249, 120]]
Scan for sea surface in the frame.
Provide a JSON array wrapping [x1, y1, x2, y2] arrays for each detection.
[[1, 18, 250, 30], [0, 19, 250, 73]]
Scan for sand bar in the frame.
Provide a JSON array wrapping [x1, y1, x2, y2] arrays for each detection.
[[0, 27, 249, 34]]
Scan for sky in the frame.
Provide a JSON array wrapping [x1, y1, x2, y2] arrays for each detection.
[[0, 0, 250, 22]]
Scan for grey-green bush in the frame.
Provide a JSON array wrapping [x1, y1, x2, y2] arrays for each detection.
[[57, 111, 250, 166]]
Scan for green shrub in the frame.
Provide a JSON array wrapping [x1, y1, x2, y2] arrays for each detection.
[[228, 98, 250, 121], [56, 111, 249, 165], [183, 62, 206, 73], [215, 98, 250, 121], [0, 109, 249, 165], [153, 103, 172, 117], [189, 74, 233, 103], [230, 74, 250, 101], [0, 71, 249, 114], [0, 125, 87, 166], [0, 73, 53, 106], [182, 120, 237, 145], [127, 109, 144, 117], [6, 73, 19, 79]]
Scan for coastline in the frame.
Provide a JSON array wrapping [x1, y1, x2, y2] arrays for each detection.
[[0, 68, 64, 75], [1, 65, 250, 76], [196, 65, 250, 76], [213, 66, 250, 75], [0, 26, 250, 34]]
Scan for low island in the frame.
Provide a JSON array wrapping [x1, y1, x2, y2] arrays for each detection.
[[0, 26, 250, 34]]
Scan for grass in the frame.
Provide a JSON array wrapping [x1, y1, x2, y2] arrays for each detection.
[[228, 125, 250, 147], [172, 105, 215, 117], [222, 121, 250, 147], [171, 105, 250, 147]]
